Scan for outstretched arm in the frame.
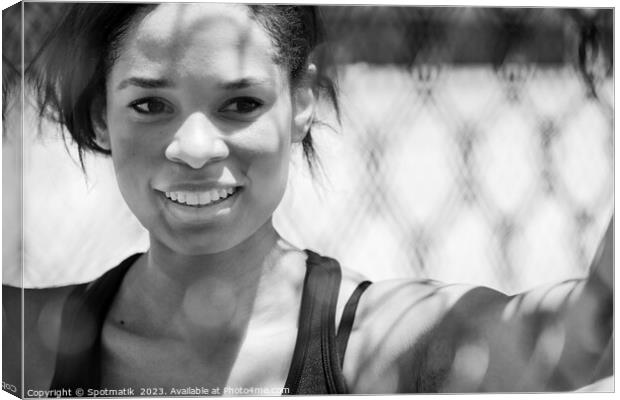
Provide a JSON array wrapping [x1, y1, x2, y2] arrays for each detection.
[[557, 216, 613, 388], [440, 217, 614, 392], [344, 217, 613, 393]]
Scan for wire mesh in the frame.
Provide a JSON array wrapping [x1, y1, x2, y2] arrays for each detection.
[[1, 4, 613, 294]]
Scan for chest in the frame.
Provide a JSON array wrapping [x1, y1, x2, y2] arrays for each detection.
[[99, 316, 299, 393]]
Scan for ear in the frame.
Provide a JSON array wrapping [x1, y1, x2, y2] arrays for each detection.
[[90, 95, 111, 151], [291, 64, 317, 144]]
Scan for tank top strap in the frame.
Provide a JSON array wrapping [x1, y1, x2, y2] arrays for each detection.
[[336, 280, 372, 368], [284, 250, 372, 395], [50, 251, 371, 396]]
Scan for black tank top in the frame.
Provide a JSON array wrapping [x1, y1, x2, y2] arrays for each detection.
[[49, 250, 371, 395]]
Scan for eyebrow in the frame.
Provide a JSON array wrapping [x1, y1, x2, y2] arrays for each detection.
[[116, 76, 273, 91], [116, 77, 174, 91], [217, 77, 272, 90]]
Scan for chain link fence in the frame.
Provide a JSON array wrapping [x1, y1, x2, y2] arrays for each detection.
[[2, 4, 613, 293]]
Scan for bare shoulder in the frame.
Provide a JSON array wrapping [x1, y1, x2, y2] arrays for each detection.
[[346, 279, 479, 357], [341, 278, 511, 393], [3, 283, 83, 392], [356, 278, 483, 324]]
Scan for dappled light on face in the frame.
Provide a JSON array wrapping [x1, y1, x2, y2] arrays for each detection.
[[126, 3, 272, 90], [182, 277, 239, 330], [444, 340, 490, 392]]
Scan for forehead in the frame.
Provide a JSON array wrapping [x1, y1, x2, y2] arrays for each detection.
[[111, 3, 282, 85]]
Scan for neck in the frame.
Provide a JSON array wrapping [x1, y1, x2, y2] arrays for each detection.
[[128, 219, 286, 337], [147, 219, 279, 288]]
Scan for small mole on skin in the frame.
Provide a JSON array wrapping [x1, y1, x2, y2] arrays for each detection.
[[120, 320, 125, 325]]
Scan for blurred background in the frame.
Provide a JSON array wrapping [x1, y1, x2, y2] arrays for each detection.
[[2, 4, 614, 294]]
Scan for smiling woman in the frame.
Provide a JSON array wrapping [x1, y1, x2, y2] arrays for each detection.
[[2, 2, 613, 397], [94, 3, 299, 256]]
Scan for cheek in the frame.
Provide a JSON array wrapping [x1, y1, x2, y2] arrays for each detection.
[[238, 132, 291, 194], [105, 93, 166, 163], [106, 119, 163, 194], [243, 110, 292, 175], [238, 109, 293, 203]]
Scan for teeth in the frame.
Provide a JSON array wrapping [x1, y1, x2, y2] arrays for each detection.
[[164, 187, 237, 207], [198, 192, 211, 204], [186, 193, 199, 206]]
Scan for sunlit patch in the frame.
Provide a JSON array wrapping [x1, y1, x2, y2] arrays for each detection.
[[517, 321, 566, 389], [182, 277, 239, 330], [444, 339, 490, 392], [38, 297, 98, 355], [37, 300, 64, 352], [501, 296, 520, 320], [535, 322, 566, 368]]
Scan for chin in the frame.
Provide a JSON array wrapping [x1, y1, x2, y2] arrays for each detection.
[[147, 210, 277, 256], [166, 234, 242, 256]]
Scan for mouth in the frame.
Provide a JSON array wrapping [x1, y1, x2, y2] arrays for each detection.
[[163, 187, 239, 208]]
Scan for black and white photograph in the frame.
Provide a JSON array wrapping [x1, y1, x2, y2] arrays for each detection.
[[1, 1, 614, 397]]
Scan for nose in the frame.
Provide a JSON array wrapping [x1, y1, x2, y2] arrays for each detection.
[[165, 112, 229, 169]]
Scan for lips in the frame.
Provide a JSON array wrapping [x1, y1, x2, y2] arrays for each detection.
[[163, 187, 238, 207]]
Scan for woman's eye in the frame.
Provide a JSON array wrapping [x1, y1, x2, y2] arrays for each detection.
[[220, 97, 263, 114], [129, 98, 173, 115]]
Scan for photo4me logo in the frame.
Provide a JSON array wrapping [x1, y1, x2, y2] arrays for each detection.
[[2, 381, 17, 393]]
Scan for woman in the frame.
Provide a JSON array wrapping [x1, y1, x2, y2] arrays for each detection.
[[3, 3, 613, 396]]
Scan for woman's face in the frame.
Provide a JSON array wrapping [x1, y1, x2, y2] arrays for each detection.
[[97, 4, 309, 254]]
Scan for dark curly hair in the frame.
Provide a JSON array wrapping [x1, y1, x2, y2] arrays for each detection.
[[32, 3, 339, 173]]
